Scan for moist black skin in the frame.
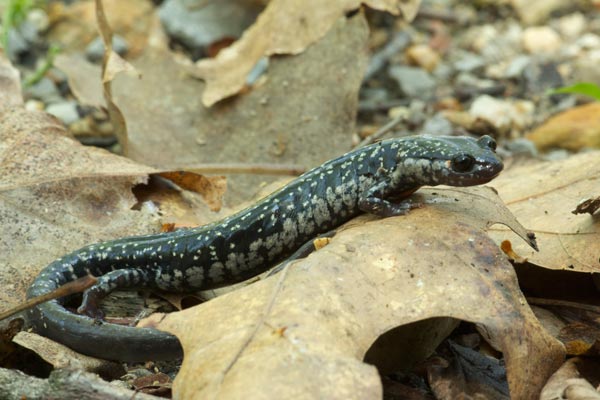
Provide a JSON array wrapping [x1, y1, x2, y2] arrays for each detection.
[[27, 135, 502, 361]]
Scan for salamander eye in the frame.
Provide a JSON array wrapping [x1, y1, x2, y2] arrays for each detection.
[[478, 135, 497, 151], [451, 154, 475, 173]]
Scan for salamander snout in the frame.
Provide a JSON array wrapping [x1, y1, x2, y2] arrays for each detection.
[[440, 135, 503, 185]]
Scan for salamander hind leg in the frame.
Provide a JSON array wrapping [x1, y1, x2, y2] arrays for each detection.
[[359, 179, 421, 217], [78, 268, 153, 318]]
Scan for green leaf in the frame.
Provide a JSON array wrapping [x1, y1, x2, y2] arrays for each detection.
[[548, 82, 600, 101]]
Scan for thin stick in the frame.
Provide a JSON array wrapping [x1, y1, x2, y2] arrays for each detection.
[[0, 275, 97, 321], [355, 113, 407, 148], [416, 8, 459, 23], [526, 297, 600, 313], [157, 163, 305, 177], [364, 31, 411, 81]]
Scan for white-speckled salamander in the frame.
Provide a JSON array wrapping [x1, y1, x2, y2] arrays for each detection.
[[27, 135, 503, 361]]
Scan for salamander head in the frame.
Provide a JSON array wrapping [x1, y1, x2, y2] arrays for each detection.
[[392, 135, 503, 187]]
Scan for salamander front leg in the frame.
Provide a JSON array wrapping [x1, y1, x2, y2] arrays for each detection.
[[359, 179, 421, 217], [78, 268, 151, 318]]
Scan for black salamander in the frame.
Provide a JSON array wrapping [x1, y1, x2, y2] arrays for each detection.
[[27, 135, 503, 361]]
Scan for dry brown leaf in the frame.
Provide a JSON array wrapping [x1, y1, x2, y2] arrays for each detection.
[[572, 195, 600, 215], [158, 187, 563, 400], [132, 175, 233, 231], [47, 0, 154, 57], [489, 152, 600, 272], [55, 14, 369, 208], [541, 358, 600, 400], [113, 13, 368, 206], [531, 305, 568, 338], [558, 322, 600, 356], [158, 172, 227, 212], [0, 55, 162, 322], [54, 54, 106, 108], [50, 53, 228, 215], [427, 341, 509, 399], [193, 0, 421, 106], [526, 103, 600, 151], [0, 105, 229, 322], [96, 0, 141, 155], [13, 332, 124, 378], [0, 56, 22, 108]]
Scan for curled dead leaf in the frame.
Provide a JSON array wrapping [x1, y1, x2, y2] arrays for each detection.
[[157, 186, 563, 400], [500, 240, 528, 263], [158, 171, 227, 212], [193, 0, 421, 106], [13, 331, 124, 378], [95, 0, 141, 155], [526, 103, 600, 151], [0, 56, 22, 109], [541, 358, 600, 400], [572, 196, 600, 215], [489, 152, 600, 272]]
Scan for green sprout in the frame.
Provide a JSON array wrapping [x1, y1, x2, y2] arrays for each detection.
[[22, 43, 59, 87], [1, 0, 45, 51], [548, 82, 600, 101]]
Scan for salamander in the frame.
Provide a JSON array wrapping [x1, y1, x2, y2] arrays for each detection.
[[26, 135, 503, 362]]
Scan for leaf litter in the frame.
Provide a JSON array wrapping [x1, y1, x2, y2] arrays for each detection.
[[57, 9, 371, 207], [157, 187, 563, 400], [192, 0, 422, 106], [0, 57, 151, 310], [489, 152, 600, 272], [2, 0, 592, 398], [0, 55, 223, 328]]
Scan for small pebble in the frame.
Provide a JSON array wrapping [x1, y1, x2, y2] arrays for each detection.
[[453, 52, 486, 73], [86, 35, 129, 62], [46, 101, 81, 125], [469, 25, 498, 53], [575, 33, 600, 50], [504, 138, 538, 158], [511, 0, 568, 25], [387, 106, 409, 120], [421, 113, 453, 136], [405, 44, 440, 72], [503, 55, 532, 79], [470, 95, 534, 134], [26, 8, 50, 32], [159, 0, 259, 53], [522, 27, 562, 54], [24, 77, 63, 104], [388, 66, 436, 98], [557, 13, 586, 39], [6, 29, 29, 61], [25, 99, 45, 112]]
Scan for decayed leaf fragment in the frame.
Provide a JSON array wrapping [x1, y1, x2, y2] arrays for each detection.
[[0, 56, 22, 108], [54, 14, 369, 213], [193, 0, 422, 106], [158, 186, 563, 400], [95, 0, 140, 155], [489, 152, 600, 272], [526, 103, 600, 151], [0, 54, 220, 330], [541, 358, 600, 400], [427, 341, 510, 399], [46, 0, 154, 56], [0, 107, 157, 317], [572, 195, 600, 215], [158, 171, 227, 212], [13, 331, 124, 378]]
